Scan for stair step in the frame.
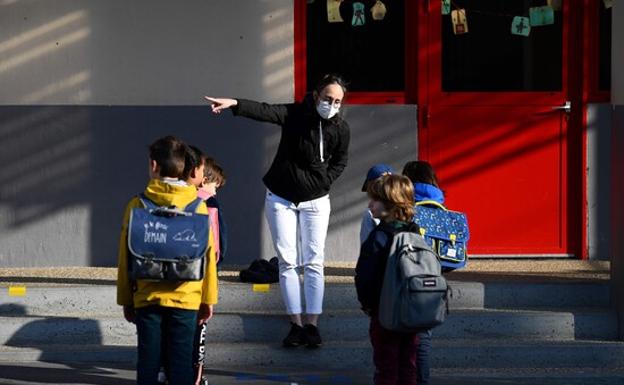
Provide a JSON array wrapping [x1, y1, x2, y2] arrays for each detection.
[[2, 339, 624, 369], [0, 308, 617, 346], [0, 280, 610, 317]]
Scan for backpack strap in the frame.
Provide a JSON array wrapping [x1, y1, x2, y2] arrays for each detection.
[[138, 193, 159, 210], [416, 200, 447, 210], [184, 198, 203, 214]]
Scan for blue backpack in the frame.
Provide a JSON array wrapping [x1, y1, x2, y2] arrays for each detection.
[[413, 200, 470, 270], [127, 194, 209, 281]]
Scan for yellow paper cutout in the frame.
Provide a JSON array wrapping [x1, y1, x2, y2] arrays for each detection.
[[327, 0, 344, 23], [451, 9, 469, 35], [371, 0, 387, 21]]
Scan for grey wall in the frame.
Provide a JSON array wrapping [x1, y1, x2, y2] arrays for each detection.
[[610, 2, 624, 339], [587, 103, 612, 260], [0, 1, 418, 266], [0, 0, 294, 104]]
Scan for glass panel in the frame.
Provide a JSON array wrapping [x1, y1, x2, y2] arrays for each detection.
[[306, 0, 405, 92], [442, 0, 563, 92], [598, 4, 611, 92]]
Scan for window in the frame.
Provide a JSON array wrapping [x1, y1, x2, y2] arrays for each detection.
[[296, 0, 415, 103], [442, 0, 563, 92]]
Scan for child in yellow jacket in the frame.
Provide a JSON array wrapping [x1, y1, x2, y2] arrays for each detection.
[[117, 135, 218, 385]]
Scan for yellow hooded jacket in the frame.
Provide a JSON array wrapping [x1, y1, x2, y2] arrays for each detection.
[[117, 179, 218, 310]]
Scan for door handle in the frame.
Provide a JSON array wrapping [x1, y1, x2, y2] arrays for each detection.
[[551, 101, 571, 113]]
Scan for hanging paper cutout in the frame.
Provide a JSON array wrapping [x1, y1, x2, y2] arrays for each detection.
[[529, 6, 555, 26], [327, 0, 344, 23], [451, 9, 469, 35], [441, 0, 451, 15], [547, 0, 562, 11], [511, 16, 531, 37], [352, 2, 366, 26], [603, 0, 614, 9], [371, 0, 387, 21]]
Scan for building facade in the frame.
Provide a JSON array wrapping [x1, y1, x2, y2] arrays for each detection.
[[0, 0, 618, 267]]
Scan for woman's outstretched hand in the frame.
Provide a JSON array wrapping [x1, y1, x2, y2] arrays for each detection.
[[204, 96, 237, 114]]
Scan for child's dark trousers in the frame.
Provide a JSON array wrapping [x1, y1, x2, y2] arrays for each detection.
[[369, 316, 425, 385], [136, 305, 197, 385]]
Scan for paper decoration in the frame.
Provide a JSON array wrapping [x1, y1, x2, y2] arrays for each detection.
[[529, 6, 555, 26], [604, 0, 614, 8], [451, 9, 469, 35], [352, 2, 366, 26], [511, 16, 531, 36], [547, 0, 562, 11], [441, 0, 451, 15], [371, 0, 387, 21], [327, 0, 344, 23]]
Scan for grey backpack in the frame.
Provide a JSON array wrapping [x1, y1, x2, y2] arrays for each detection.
[[378, 231, 449, 332]]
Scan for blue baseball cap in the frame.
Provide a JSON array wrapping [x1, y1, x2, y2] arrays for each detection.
[[362, 164, 394, 191]]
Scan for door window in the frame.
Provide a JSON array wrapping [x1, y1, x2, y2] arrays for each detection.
[[442, 1, 563, 92]]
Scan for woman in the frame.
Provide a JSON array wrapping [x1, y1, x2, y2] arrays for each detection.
[[205, 74, 350, 348]]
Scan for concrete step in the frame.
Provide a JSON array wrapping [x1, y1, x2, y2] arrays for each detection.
[[0, 308, 617, 346], [0, 280, 610, 317], [2, 339, 624, 369]]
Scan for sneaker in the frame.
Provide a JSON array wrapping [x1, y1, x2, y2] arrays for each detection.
[[303, 324, 322, 348], [282, 322, 304, 347]]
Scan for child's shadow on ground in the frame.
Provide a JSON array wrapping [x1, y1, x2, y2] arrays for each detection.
[[1, 304, 135, 385]]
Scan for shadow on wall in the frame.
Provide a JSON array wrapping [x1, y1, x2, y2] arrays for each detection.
[[0, 1, 420, 267], [0, 1, 288, 267]]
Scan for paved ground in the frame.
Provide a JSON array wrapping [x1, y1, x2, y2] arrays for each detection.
[[1, 362, 624, 385]]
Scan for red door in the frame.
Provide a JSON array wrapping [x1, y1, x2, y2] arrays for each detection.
[[419, 1, 581, 257]]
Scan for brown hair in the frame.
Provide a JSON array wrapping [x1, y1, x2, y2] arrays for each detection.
[[202, 156, 226, 187], [367, 174, 415, 222], [183, 145, 205, 180], [148, 135, 188, 179], [402, 161, 439, 188]]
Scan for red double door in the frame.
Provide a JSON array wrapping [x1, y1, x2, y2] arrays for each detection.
[[418, 1, 582, 257]]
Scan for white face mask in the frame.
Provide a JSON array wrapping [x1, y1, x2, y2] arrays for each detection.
[[316, 100, 340, 120]]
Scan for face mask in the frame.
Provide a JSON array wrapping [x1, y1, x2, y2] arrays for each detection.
[[316, 100, 340, 120]]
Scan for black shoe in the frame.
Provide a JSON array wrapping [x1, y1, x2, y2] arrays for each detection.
[[303, 324, 322, 348], [282, 323, 304, 347]]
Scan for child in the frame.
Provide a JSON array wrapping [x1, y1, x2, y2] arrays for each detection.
[[355, 174, 421, 385], [359, 164, 394, 244], [198, 156, 227, 265], [184, 145, 206, 189], [400, 160, 445, 385], [402, 160, 444, 205], [117, 135, 218, 385]]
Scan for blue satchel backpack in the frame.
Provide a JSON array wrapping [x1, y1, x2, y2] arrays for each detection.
[[413, 200, 470, 270], [127, 194, 209, 281]]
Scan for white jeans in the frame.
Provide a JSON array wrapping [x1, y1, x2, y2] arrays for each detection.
[[265, 190, 331, 315]]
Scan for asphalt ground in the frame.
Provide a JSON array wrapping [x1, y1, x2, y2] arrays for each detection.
[[1, 362, 624, 385]]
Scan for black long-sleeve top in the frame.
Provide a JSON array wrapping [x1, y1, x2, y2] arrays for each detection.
[[355, 221, 420, 313], [232, 95, 350, 203]]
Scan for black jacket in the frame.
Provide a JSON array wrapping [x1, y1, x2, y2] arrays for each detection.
[[355, 221, 420, 313], [232, 95, 350, 203]]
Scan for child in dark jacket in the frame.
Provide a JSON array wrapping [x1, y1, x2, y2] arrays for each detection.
[[355, 174, 422, 385], [396, 160, 444, 385]]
